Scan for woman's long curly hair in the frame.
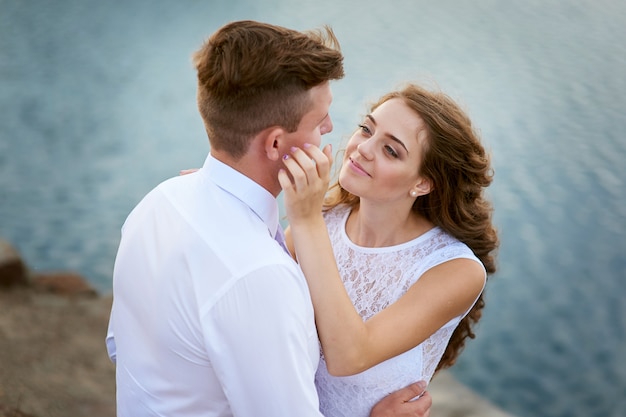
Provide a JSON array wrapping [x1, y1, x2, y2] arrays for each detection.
[[324, 83, 499, 372]]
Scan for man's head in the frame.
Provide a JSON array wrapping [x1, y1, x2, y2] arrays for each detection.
[[193, 20, 345, 159]]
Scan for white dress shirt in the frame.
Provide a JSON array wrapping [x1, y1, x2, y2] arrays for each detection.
[[106, 154, 323, 416]]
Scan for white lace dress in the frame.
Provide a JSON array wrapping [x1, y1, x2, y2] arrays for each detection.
[[315, 205, 486, 417]]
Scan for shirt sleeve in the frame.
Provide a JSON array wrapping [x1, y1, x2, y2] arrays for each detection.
[[201, 265, 323, 417]]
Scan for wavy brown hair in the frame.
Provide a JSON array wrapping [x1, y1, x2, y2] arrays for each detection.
[[324, 83, 499, 372], [193, 20, 344, 159]]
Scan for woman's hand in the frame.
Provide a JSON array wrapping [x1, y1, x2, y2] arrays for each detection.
[[179, 169, 199, 175], [278, 143, 333, 227], [279, 143, 369, 376]]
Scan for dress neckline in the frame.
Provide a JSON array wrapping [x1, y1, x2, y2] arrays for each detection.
[[338, 206, 440, 253]]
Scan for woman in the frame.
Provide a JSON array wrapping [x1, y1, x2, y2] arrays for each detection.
[[279, 83, 498, 417]]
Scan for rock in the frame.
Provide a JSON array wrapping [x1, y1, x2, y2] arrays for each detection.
[[0, 290, 116, 417], [0, 404, 36, 417], [0, 405, 36, 417], [0, 239, 29, 288], [31, 272, 98, 297]]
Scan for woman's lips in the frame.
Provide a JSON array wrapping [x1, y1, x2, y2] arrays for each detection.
[[349, 158, 370, 177]]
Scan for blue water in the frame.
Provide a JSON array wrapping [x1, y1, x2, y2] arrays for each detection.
[[1, 1, 625, 416]]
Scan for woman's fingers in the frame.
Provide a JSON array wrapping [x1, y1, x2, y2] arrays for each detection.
[[283, 143, 332, 191], [297, 143, 332, 181], [282, 151, 309, 192], [277, 167, 294, 193], [280, 144, 332, 224], [179, 168, 199, 176]]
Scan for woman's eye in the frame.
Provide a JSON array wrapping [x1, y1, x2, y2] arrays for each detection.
[[384, 145, 399, 158], [358, 124, 372, 135]]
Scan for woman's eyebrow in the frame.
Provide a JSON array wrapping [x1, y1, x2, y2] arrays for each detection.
[[366, 114, 409, 153]]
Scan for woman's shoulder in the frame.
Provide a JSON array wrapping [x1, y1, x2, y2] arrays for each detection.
[[422, 228, 483, 267]]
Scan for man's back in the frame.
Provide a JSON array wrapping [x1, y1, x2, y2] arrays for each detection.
[[107, 157, 322, 416]]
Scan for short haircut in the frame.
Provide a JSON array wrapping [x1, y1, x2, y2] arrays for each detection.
[[193, 20, 344, 158]]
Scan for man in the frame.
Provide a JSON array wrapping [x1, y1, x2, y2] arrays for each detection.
[[106, 20, 431, 416]]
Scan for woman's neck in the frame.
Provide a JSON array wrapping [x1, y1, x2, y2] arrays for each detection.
[[345, 201, 434, 248]]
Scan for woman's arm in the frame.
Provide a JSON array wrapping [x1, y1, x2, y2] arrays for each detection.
[[279, 145, 484, 376]]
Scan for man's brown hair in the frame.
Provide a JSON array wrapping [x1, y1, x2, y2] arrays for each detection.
[[193, 20, 344, 159]]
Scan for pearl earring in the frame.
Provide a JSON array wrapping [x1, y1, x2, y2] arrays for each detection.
[[410, 190, 418, 197]]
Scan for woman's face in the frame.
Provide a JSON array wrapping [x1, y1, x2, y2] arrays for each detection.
[[339, 98, 430, 203]]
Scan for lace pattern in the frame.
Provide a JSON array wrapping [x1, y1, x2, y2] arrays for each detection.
[[315, 205, 484, 417]]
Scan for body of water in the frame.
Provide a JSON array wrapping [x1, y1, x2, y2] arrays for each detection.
[[1, 1, 625, 416]]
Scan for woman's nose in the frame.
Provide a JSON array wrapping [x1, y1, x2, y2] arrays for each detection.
[[357, 139, 373, 160]]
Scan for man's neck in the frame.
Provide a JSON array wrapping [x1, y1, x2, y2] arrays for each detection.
[[211, 149, 281, 197]]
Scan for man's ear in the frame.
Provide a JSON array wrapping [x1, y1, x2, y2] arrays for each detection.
[[263, 127, 286, 161]]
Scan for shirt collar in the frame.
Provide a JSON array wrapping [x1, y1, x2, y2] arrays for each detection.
[[201, 153, 280, 237]]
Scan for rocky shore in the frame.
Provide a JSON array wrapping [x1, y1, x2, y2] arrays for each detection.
[[0, 239, 514, 417]]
